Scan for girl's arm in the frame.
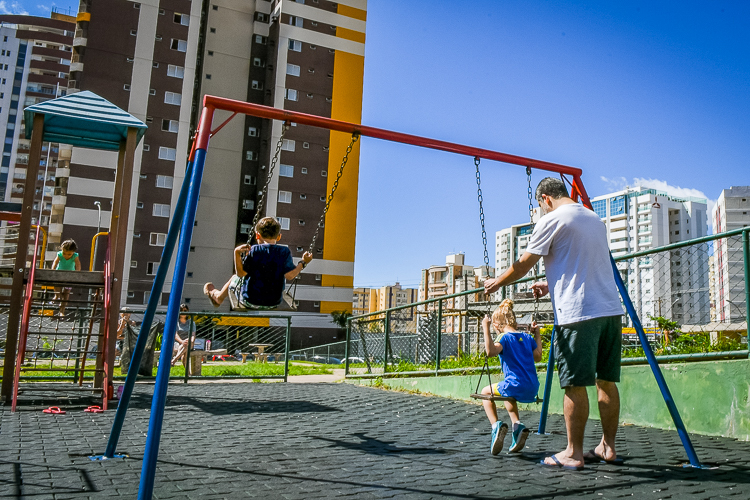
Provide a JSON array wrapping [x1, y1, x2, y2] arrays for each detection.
[[531, 321, 543, 362], [51, 256, 60, 270], [74, 256, 81, 271], [482, 315, 502, 357]]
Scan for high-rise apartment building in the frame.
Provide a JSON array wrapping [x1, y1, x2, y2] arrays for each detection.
[[62, 0, 365, 347], [712, 186, 750, 322], [352, 286, 369, 316], [494, 208, 543, 296], [0, 13, 75, 266], [591, 187, 709, 326]]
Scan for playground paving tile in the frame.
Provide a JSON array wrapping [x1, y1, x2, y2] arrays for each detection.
[[1, 382, 749, 499]]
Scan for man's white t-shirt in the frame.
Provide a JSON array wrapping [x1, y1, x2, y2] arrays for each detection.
[[525, 203, 623, 325]]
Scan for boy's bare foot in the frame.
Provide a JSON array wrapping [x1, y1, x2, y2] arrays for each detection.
[[203, 283, 221, 307]]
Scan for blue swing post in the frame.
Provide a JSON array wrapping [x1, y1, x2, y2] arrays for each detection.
[[94, 158, 194, 460], [536, 325, 555, 434], [610, 255, 702, 468], [138, 107, 215, 500]]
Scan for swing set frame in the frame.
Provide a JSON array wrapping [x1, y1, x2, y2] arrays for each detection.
[[105, 95, 702, 499]]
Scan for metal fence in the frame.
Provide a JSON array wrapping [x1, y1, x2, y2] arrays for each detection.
[[346, 228, 750, 377], [0, 308, 292, 382]]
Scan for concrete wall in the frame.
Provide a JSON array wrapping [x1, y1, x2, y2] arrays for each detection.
[[346, 358, 750, 441]]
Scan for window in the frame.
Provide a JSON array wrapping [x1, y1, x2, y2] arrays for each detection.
[[306, 93, 314, 99], [155, 35, 162, 41], [244, 175, 256, 185], [248, 126, 258, 137], [299, 193, 306, 199], [321, 170, 327, 177], [153, 203, 170, 217], [167, 65, 184, 78], [136, 202, 144, 209], [152, 62, 159, 68], [158, 147, 176, 161], [205, 74, 212, 80], [281, 139, 295, 151], [253, 57, 265, 67], [156, 175, 173, 188], [131, 260, 137, 268], [126, 57, 134, 63], [315, 275, 322, 281], [278, 190, 292, 203], [240, 224, 253, 234], [320, 196, 325, 202], [251, 80, 263, 90], [289, 16, 303, 27], [277, 164, 295, 178], [170, 39, 188, 52], [143, 144, 150, 151], [146, 262, 159, 275], [130, 29, 137, 36], [149, 88, 156, 95], [162, 119, 178, 133], [285, 89, 298, 101], [314, 302, 320, 307], [246, 151, 257, 161], [288, 39, 302, 51], [255, 35, 267, 45], [255, 12, 268, 22], [150, 232, 167, 246], [298, 220, 305, 226], [242, 199, 254, 210], [302, 142, 310, 149], [123, 84, 131, 91], [286, 63, 300, 76], [174, 13, 189, 26], [207, 50, 213, 56], [165, 91, 181, 105], [301, 167, 308, 174], [278, 217, 290, 230]]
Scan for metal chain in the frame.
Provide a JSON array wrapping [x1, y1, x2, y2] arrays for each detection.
[[527, 166, 540, 322], [474, 157, 492, 315], [307, 133, 359, 254], [249, 121, 290, 243]]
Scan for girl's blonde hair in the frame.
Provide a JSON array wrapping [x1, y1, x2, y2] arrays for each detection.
[[491, 299, 517, 329]]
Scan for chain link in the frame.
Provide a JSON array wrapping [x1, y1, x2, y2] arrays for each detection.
[[527, 166, 540, 321], [307, 133, 359, 254], [474, 157, 493, 315], [248, 121, 290, 243]]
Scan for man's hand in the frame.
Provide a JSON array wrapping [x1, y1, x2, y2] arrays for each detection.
[[531, 281, 549, 299], [484, 277, 502, 295], [302, 251, 313, 264]]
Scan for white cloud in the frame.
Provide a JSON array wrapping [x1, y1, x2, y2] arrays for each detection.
[[600, 176, 628, 192], [0, 1, 30, 14]]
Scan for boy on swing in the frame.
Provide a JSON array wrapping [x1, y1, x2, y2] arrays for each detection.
[[203, 217, 312, 309], [480, 299, 542, 455]]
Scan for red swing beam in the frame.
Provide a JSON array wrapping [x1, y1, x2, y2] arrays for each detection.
[[199, 95, 592, 206]]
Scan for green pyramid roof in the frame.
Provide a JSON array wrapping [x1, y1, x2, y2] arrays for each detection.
[[24, 90, 147, 151]]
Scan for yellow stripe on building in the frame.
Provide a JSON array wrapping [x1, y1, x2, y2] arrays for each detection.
[[337, 4, 367, 22], [322, 275, 354, 287], [336, 27, 366, 44], [320, 301, 355, 314]]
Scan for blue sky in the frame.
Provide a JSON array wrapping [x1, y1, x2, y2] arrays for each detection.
[[6, 0, 750, 290]]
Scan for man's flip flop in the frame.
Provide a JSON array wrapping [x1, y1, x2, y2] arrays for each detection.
[[42, 407, 66, 414], [540, 455, 584, 471], [203, 283, 220, 308], [583, 449, 624, 465]]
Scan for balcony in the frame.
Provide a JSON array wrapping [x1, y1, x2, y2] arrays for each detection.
[[70, 62, 83, 72], [52, 194, 67, 206]]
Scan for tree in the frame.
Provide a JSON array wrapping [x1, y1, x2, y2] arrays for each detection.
[[649, 315, 680, 346], [330, 311, 352, 331]]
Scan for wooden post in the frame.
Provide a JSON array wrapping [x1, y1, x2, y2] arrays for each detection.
[[1, 114, 44, 401], [98, 127, 138, 392]]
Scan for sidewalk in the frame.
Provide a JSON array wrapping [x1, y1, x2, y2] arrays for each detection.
[[1, 382, 747, 499]]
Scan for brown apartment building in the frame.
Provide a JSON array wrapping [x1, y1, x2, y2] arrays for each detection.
[[62, 0, 366, 348]]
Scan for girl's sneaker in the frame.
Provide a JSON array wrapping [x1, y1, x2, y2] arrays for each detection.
[[508, 422, 530, 453], [490, 422, 508, 455]]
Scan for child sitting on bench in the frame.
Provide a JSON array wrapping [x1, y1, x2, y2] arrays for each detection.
[[480, 299, 542, 455], [203, 217, 312, 309]]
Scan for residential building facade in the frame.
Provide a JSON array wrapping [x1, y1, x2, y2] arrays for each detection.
[[0, 13, 75, 266], [61, 0, 365, 348], [712, 186, 750, 322]]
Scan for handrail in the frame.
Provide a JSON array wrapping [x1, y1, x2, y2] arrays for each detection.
[[89, 231, 108, 271], [30, 225, 47, 265]]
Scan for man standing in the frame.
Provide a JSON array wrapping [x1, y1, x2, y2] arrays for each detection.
[[483, 177, 623, 470]]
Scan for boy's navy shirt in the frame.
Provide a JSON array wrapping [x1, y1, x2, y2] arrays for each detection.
[[241, 243, 296, 306]]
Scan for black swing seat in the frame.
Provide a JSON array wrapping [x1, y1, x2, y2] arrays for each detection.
[[470, 393, 544, 404]]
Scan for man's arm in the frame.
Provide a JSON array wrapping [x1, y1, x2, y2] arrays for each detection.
[[483, 252, 542, 295]]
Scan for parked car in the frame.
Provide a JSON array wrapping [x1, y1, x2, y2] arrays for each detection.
[[308, 355, 341, 365], [343, 357, 365, 364]]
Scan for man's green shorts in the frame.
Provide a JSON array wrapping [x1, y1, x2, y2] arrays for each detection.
[[555, 315, 622, 388]]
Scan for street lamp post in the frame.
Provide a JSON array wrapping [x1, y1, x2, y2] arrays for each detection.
[[93, 201, 101, 271]]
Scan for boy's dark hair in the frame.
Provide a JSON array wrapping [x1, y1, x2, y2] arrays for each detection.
[[255, 217, 281, 239], [60, 239, 77, 252], [535, 177, 570, 203]]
